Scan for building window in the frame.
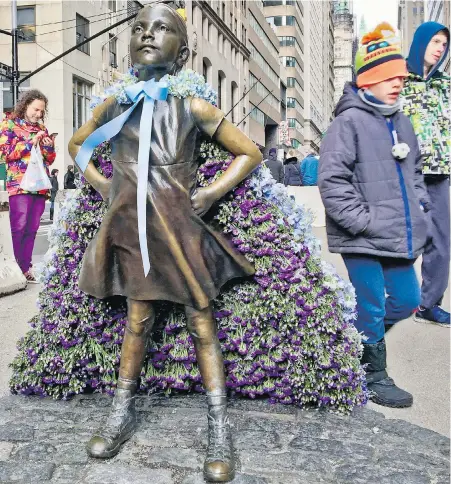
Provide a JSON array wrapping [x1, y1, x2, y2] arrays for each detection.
[[279, 36, 295, 47], [288, 118, 302, 131], [287, 97, 301, 109], [291, 138, 300, 149], [108, 0, 117, 12], [218, 73, 225, 110], [191, 51, 197, 71], [250, 104, 265, 125], [249, 42, 278, 84], [73, 78, 92, 132], [235, 19, 238, 36], [203, 58, 211, 84], [249, 13, 278, 59], [76, 14, 90, 55], [109, 34, 117, 68], [231, 82, 238, 123], [222, 2, 226, 20], [282, 56, 297, 67], [230, 13, 233, 29], [250, 73, 280, 110], [266, 15, 301, 33], [17, 7, 35, 43], [1, 74, 30, 114]]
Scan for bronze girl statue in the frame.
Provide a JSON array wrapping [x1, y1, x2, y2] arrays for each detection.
[[69, 4, 261, 482]]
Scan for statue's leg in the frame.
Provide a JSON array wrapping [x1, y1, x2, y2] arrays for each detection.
[[87, 299, 155, 459], [185, 305, 235, 483]]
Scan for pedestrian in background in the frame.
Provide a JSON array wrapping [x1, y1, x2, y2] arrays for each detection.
[[0, 90, 56, 283], [283, 149, 302, 186], [402, 22, 450, 327], [264, 147, 284, 183], [300, 152, 319, 186], [64, 165, 76, 189], [319, 23, 430, 408], [49, 168, 59, 221]]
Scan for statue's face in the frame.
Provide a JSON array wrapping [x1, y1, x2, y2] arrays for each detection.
[[130, 6, 184, 70]]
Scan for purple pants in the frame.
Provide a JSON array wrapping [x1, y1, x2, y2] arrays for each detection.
[[9, 194, 45, 273]]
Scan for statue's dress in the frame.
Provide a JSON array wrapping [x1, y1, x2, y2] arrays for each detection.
[[79, 96, 254, 309]]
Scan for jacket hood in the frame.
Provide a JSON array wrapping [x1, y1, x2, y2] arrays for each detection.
[[407, 21, 450, 80], [334, 83, 379, 117]]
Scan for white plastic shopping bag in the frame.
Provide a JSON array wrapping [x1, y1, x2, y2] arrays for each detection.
[[20, 145, 52, 192]]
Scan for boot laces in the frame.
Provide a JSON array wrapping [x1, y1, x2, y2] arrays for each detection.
[[100, 395, 135, 440], [206, 412, 232, 462]]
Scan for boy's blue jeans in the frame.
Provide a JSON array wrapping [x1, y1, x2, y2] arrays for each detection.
[[342, 255, 420, 344]]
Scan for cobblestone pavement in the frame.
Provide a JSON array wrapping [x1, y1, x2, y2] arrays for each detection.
[[0, 393, 449, 484]]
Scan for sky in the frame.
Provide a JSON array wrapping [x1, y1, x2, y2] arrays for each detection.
[[353, 0, 400, 34]]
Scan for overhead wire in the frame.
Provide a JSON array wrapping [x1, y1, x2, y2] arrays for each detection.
[[34, 41, 99, 82], [33, 7, 141, 37], [32, 6, 135, 29]]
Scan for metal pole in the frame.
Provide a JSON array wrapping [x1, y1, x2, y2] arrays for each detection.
[[236, 90, 273, 128], [11, 0, 19, 105]]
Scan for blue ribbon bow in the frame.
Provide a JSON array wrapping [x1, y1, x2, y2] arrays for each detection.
[[75, 78, 169, 276]]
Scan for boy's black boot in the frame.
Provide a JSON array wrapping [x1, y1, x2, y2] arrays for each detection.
[[362, 340, 413, 408]]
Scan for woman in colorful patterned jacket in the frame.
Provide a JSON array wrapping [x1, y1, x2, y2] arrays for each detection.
[[402, 22, 450, 327], [0, 90, 56, 283]]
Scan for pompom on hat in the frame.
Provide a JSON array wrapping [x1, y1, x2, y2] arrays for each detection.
[[355, 22, 408, 87]]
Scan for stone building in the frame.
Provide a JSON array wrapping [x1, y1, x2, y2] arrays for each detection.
[[263, 0, 305, 150], [187, 0, 284, 150], [0, 0, 135, 174], [302, 0, 335, 153], [398, 0, 425, 56], [332, 0, 354, 107]]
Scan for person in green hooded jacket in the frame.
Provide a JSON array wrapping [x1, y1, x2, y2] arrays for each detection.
[[402, 22, 450, 327]]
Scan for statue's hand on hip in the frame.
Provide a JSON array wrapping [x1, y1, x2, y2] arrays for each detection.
[[191, 187, 216, 216]]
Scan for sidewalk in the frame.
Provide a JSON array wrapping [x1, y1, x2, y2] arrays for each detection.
[[0, 392, 449, 484]]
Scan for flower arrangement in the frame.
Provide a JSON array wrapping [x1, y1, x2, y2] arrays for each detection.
[[9, 70, 367, 412]]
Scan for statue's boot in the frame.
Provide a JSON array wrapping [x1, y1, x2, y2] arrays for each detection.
[[87, 378, 138, 459], [203, 392, 236, 483]]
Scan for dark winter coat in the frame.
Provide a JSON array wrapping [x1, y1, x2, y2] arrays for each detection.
[[265, 157, 284, 183], [64, 170, 76, 189], [318, 83, 430, 259], [50, 175, 59, 202], [284, 160, 302, 186]]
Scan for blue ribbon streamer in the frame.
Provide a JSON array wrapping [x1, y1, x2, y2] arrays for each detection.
[[75, 78, 169, 276]]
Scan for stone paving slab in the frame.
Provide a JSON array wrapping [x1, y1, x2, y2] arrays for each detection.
[[0, 393, 449, 484]]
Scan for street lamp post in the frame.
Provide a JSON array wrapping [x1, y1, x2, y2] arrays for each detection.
[[11, 0, 19, 106]]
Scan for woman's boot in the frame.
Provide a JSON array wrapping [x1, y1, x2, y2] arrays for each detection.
[[204, 392, 235, 483], [86, 377, 138, 458], [362, 340, 413, 408]]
